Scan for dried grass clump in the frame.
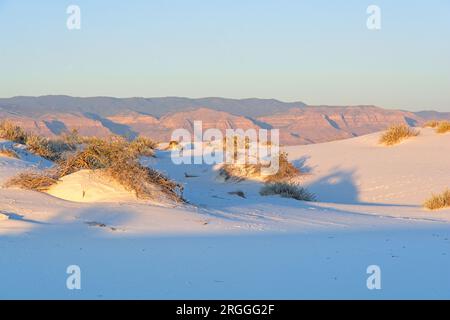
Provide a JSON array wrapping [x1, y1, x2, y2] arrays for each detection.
[[108, 160, 183, 202], [424, 189, 450, 210], [265, 152, 300, 183], [0, 121, 28, 144], [128, 136, 157, 157], [56, 137, 127, 176], [219, 152, 300, 183], [165, 140, 181, 150], [436, 121, 450, 134], [5, 171, 59, 192], [26, 135, 76, 161], [4, 131, 183, 202], [423, 120, 441, 128], [219, 163, 262, 182], [379, 124, 420, 146], [0, 147, 19, 159], [57, 137, 184, 202], [260, 183, 315, 202]]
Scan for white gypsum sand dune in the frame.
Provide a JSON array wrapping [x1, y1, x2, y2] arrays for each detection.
[[0, 128, 449, 299]]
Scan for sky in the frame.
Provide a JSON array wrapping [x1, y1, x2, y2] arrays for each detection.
[[0, 0, 449, 111]]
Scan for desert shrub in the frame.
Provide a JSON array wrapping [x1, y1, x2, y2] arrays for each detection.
[[423, 120, 441, 128], [379, 124, 420, 146], [56, 137, 183, 201], [436, 121, 450, 134], [219, 152, 300, 183], [260, 183, 316, 202], [265, 152, 300, 183], [26, 134, 76, 161], [0, 146, 19, 159], [61, 129, 83, 145], [6, 134, 184, 202], [5, 171, 59, 192], [128, 136, 157, 157], [228, 190, 246, 198], [56, 137, 130, 176], [424, 189, 450, 210], [0, 121, 28, 144], [219, 163, 262, 182], [165, 140, 181, 150], [108, 160, 183, 202]]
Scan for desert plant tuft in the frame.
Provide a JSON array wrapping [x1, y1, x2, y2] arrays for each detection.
[[0, 121, 28, 144], [379, 124, 420, 146], [228, 190, 246, 198], [25, 134, 76, 161], [5, 171, 59, 192], [423, 120, 441, 128], [219, 152, 300, 183], [0, 146, 19, 159], [265, 152, 300, 183], [260, 183, 316, 202], [128, 136, 157, 157], [436, 121, 450, 134], [424, 189, 450, 210]]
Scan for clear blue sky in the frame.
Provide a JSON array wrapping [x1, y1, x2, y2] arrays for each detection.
[[0, 0, 449, 111]]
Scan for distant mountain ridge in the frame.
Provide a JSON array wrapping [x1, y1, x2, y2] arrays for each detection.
[[0, 96, 449, 145]]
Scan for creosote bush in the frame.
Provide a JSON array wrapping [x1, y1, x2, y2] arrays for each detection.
[[260, 183, 316, 202], [424, 189, 450, 210], [379, 124, 419, 146]]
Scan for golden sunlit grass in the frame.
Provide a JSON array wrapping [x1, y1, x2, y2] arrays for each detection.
[[0, 121, 28, 144], [423, 120, 441, 128], [219, 152, 301, 183], [436, 121, 450, 134], [0, 147, 19, 159], [5, 171, 59, 192], [424, 189, 450, 210], [379, 124, 420, 146], [3, 123, 181, 202]]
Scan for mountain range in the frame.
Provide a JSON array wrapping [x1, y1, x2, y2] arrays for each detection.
[[1, 96, 449, 145]]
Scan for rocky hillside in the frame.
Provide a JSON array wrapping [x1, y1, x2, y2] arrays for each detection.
[[0, 96, 448, 145]]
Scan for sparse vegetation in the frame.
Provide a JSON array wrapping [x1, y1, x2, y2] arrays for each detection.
[[25, 134, 76, 161], [265, 152, 300, 183], [379, 124, 420, 146], [0, 121, 28, 144], [228, 190, 246, 199], [128, 136, 157, 157], [2, 123, 182, 202], [0, 146, 19, 159], [424, 189, 450, 210], [423, 120, 441, 128], [436, 121, 450, 134], [219, 162, 262, 182], [260, 183, 316, 202], [165, 140, 181, 150], [219, 152, 300, 183], [5, 171, 59, 192]]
